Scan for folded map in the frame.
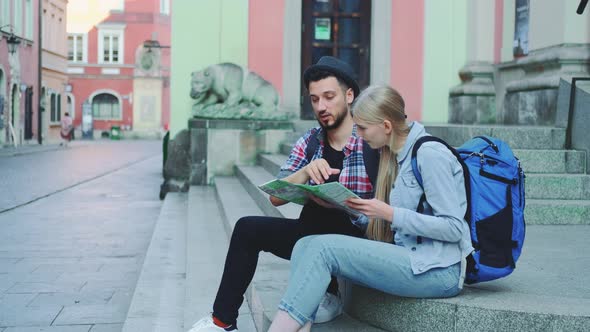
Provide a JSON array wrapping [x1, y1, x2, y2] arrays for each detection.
[[258, 179, 361, 216]]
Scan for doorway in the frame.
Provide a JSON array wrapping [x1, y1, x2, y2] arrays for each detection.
[[300, 0, 371, 119]]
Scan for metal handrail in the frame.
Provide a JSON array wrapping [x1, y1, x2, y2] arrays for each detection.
[[566, 77, 590, 149]]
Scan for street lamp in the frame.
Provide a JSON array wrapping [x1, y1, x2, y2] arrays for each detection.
[[6, 33, 20, 54], [1, 24, 21, 55], [143, 39, 170, 53]]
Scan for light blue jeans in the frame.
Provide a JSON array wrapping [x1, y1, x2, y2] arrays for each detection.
[[278, 234, 462, 326]]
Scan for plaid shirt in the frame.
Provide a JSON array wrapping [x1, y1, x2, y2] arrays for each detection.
[[277, 126, 375, 199]]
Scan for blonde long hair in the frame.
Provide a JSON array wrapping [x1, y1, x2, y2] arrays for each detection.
[[352, 85, 410, 243]]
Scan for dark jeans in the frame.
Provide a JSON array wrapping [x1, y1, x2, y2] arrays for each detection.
[[212, 204, 364, 326]]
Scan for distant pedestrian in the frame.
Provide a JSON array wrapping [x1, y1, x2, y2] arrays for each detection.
[[60, 112, 74, 147]]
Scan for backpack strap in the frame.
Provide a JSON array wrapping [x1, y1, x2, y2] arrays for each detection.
[[410, 136, 471, 223], [410, 136, 460, 188], [304, 134, 319, 163], [305, 134, 379, 187]]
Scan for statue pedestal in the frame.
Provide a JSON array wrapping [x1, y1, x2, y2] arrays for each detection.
[[189, 119, 294, 185]]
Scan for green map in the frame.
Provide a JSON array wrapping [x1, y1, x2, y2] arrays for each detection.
[[258, 179, 362, 216]]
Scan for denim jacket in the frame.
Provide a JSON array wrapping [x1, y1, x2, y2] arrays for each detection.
[[392, 122, 473, 278], [357, 122, 473, 279]]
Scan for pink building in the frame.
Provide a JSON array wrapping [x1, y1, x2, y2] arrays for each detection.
[[67, 0, 170, 138], [0, 0, 41, 146]]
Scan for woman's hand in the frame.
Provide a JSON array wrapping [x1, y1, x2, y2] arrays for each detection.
[[345, 198, 393, 222], [304, 158, 340, 184]]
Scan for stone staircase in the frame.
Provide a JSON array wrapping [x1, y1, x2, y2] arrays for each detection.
[[281, 122, 590, 226], [123, 122, 590, 331]]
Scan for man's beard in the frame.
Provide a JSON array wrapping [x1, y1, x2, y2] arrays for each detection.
[[317, 108, 348, 130]]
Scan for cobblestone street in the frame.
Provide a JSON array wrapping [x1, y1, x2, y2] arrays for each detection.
[[0, 141, 163, 331]]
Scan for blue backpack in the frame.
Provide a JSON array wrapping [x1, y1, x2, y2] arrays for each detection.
[[411, 135, 526, 284]]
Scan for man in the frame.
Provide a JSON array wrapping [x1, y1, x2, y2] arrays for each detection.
[[188, 56, 375, 332]]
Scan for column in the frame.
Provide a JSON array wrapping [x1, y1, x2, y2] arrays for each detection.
[[448, 1, 497, 124]]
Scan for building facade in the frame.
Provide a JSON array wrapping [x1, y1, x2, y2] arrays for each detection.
[[41, 0, 68, 143], [67, 0, 171, 139], [169, 0, 589, 136], [0, 0, 41, 146]]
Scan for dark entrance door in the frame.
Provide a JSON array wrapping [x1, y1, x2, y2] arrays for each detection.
[[300, 0, 371, 119], [24, 87, 33, 140]]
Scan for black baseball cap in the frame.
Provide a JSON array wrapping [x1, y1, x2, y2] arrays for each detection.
[[303, 56, 360, 97]]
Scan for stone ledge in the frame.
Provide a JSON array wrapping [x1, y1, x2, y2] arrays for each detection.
[[188, 118, 294, 130], [349, 286, 590, 332]]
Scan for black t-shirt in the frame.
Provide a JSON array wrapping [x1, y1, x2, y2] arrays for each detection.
[[298, 142, 351, 228], [322, 143, 344, 183]]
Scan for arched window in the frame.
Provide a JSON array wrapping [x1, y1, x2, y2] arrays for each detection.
[[92, 93, 121, 120]]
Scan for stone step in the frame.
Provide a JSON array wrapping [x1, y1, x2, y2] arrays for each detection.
[[526, 174, 590, 200], [280, 141, 294, 155], [258, 153, 286, 177], [261, 153, 590, 224], [214, 177, 384, 331], [514, 149, 586, 174], [122, 193, 187, 332], [347, 225, 590, 331], [185, 187, 257, 331], [276, 146, 587, 175], [525, 199, 590, 225], [281, 123, 569, 151], [279, 126, 586, 174], [234, 164, 302, 219], [423, 124, 566, 150]]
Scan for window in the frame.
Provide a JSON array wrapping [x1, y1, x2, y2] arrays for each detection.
[[68, 34, 86, 62], [25, 0, 33, 39], [160, 0, 170, 15], [50, 93, 62, 123], [2, 1, 11, 31], [92, 93, 121, 120], [103, 34, 119, 62], [98, 27, 124, 64]]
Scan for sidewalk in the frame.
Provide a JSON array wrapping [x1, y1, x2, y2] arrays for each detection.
[[0, 141, 89, 158]]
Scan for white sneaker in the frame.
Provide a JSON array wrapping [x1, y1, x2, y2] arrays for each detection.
[[314, 292, 343, 324], [187, 316, 238, 332]]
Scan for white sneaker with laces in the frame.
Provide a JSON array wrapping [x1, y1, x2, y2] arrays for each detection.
[[187, 316, 238, 332], [314, 292, 343, 324]]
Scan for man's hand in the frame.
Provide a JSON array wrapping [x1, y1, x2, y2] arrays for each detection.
[[308, 195, 337, 209], [269, 195, 290, 207], [345, 198, 393, 222], [305, 158, 340, 184]]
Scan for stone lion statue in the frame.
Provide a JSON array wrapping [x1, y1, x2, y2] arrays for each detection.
[[190, 63, 289, 120]]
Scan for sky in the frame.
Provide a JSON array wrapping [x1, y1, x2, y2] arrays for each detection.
[[66, 0, 124, 33]]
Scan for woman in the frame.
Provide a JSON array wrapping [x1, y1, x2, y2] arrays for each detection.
[[268, 85, 473, 332], [60, 112, 74, 147]]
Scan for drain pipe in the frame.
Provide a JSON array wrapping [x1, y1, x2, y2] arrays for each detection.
[[37, 0, 42, 145]]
